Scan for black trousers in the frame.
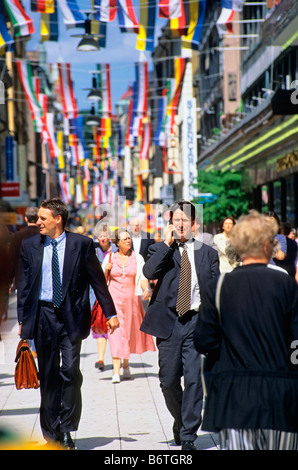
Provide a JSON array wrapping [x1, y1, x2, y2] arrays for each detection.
[[34, 303, 83, 442], [157, 311, 203, 442]]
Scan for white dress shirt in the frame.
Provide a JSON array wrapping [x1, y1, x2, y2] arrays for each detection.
[[132, 235, 141, 255]]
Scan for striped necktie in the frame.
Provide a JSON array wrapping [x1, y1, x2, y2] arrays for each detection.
[[176, 244, 192, 317], [51, 239, 62, 308]]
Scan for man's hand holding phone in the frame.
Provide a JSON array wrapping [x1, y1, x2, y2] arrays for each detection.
[[165, 218, 176, 246]]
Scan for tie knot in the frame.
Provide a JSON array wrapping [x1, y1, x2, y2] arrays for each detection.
[[51, 239, 57, 247], [179, 243, 186, 249]]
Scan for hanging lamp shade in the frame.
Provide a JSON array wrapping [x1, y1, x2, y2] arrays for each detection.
[[86, 105, 100, 126], [72, 15, 100, 52], [87, 76, 102, 101], [77, 35, 99, 52]]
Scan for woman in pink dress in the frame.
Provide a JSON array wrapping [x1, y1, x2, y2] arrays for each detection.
[[102, 228, 156, 383]]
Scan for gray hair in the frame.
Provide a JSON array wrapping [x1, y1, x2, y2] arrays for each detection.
[[94, 222, 111, 239], [229, 210, 278, 260]]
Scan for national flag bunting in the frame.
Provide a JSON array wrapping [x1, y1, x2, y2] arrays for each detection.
[[117, 0, 139, 33], [41, 0, 59, 41], [170, 1, 189, 36], [136, 174, 144, 201], [58, 173, 71, 204], [158, 0, 181, 19], [222, 0, 245, 11], [136, 0, 156, 52], [216, 0, 245, 35], [154, 90, 167, 146], [30, 0, 55, 13], [98, 63, 112, 117], [56, 0, 85, 27], [16, 59, 43, 132], [125, 98, 133, 146], [4, 0, 35, 37], [96, 64, 113, 150], [57, 62, 78, 119], [182, 0, 206, 50], [0, 1, 14, 50], [140, 121, 151, 160], [35, 81, 60, 159], [167, 57, 187, 133], [130, 61, 148, 144], [91, 18, 107, 48], [94, 0, 117, 22]]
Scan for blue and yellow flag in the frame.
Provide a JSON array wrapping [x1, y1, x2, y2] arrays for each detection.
[[182, 0, 206, 50], [136, 0, 156, 52], [41, 0, 58, 41]]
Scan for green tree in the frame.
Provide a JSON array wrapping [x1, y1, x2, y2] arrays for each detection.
[[192, 170, 250, 224]]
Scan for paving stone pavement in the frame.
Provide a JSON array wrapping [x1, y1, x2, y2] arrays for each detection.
[[0, 293, 219, 451]]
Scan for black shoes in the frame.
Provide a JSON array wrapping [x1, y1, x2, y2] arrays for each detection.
[[173, 421, 197, 450], [181, 440, 197, 451], [59, 432, 76, 450]]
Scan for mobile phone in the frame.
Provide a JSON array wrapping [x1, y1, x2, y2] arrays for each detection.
[[168, 216, 177, 239]]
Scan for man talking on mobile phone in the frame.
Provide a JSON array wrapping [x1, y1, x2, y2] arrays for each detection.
[[140, 200, 219, 450]]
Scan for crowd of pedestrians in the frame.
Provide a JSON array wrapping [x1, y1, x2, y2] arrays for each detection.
[[1, 198, 298, 451]]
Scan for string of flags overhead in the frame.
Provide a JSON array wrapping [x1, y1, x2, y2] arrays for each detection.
[[0, 1, 248, 52], [1, 0, 251, 207]]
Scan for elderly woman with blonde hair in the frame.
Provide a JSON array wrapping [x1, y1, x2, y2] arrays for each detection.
[[195, 210, 298, 450]]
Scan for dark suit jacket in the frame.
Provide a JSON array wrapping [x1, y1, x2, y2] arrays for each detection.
[[140, 239, 220, 339], [17, 231, 117, 344], [132, 231, 155, 261]]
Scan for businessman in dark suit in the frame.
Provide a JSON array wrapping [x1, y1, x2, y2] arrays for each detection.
[[17, 198, 119, 449], [141, 201, 219, 450]]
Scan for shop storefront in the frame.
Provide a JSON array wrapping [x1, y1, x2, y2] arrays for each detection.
[[252, 150, 298, 228]]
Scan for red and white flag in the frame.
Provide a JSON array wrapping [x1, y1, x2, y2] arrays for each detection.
[[57, 62, 78, 119], [140, 121, 151, 160], [16, 59, 43, 132], [158, 0, 181, 19]]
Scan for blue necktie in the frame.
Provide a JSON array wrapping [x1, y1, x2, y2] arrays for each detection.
[[51, 239, 62, 308]]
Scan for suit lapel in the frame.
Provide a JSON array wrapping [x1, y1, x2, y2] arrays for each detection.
[[173, 242, 181, 267], [30, 235, 45, 280]]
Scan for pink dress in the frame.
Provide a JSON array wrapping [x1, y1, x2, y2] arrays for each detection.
[[107, 251, 156, 359]]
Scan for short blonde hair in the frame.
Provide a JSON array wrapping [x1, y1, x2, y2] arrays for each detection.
[[229, 210, 278, 260]]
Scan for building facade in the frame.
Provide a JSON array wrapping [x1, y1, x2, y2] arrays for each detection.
[[197, 0, 298, 227]]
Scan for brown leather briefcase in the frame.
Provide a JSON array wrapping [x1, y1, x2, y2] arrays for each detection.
[[15, 339, 39, 390]]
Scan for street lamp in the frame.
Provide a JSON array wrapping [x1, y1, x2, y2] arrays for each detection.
[[84, 74, 102, 101], [71, 13, 101, 52], [86, 105, 100, 126]]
